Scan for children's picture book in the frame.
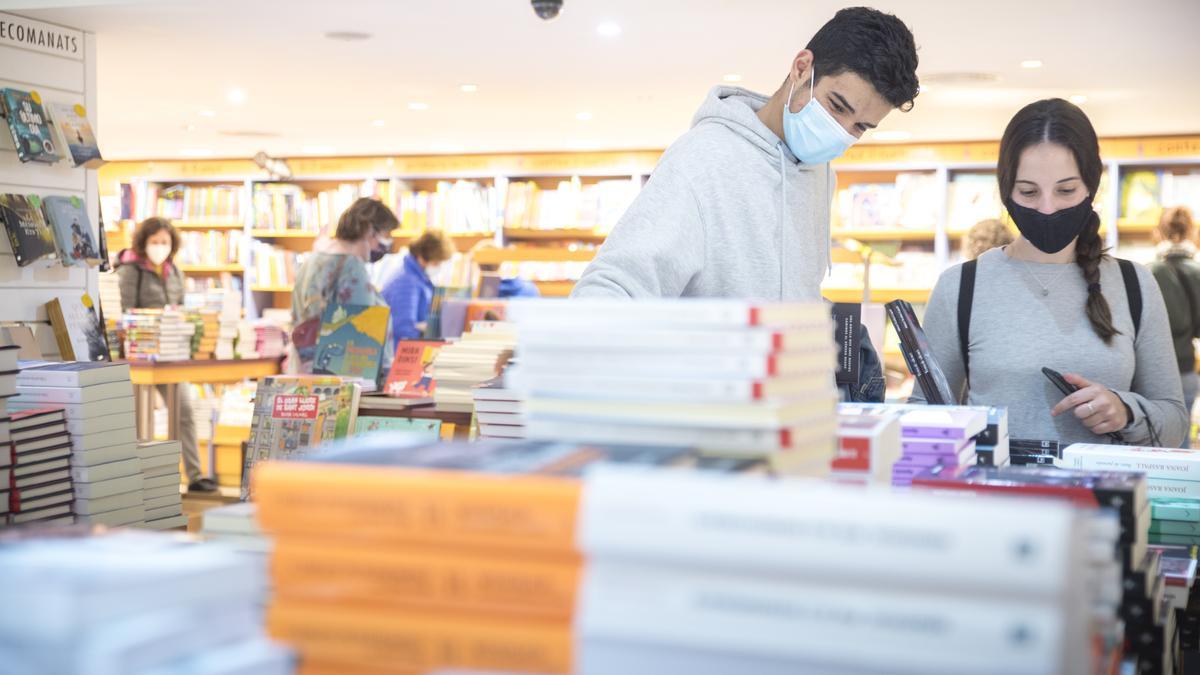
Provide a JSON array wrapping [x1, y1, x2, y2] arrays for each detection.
[[313, 304, 389, 383], [0, 194, 57, 266], [42, 195, 101, 267], [242, 375, 361, 500], [47, 102, 104, 168], [353, 415, 441, 439], [2, 88, 61, 164], [384, 340, 443, 398], [45, 293, 110, 362]]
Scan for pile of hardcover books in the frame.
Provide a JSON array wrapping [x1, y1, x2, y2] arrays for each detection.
[[0, 528, 293, 674], [509, 299, 838, 474], [253, 437, 1101, 675]]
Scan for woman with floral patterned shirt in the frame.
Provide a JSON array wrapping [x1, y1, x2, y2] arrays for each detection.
[[291, 198, 397, 381]]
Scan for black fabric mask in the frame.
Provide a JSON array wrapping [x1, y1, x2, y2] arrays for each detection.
[[368, 245, 388, 263], [1005, 197, 1095, 255]]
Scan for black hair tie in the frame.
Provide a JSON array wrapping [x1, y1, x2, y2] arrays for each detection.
[[1087, 283, 1101, 293]]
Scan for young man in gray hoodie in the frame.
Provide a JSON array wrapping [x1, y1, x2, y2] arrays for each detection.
[[572, 7, 919, 401]]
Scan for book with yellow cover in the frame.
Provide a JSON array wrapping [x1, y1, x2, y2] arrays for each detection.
[[270, 538, 580, 620]]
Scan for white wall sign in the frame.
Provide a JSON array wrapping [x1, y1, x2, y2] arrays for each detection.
[[0, 12, 83, 61]]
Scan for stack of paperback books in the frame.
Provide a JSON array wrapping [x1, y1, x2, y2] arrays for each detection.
[[255, 322, 288, 359], [431, 322, 516, 412], [1156, 545, 1199, 612], [508, 299, 839, 474], [5, 408, 74, 526], [892, 407, 986, 487], [121, 308, 194, 361], [472, 375, 525, 440], [201, 502, 272, 606], [137, 440, 185, 529], [832, 403, 901, 483], [12, 361, 142, 527], [188, 308, 220, 359], [0, 528, 294, 674], [1062, 444, 1200, 545], [254, 438, 1100, 675], [235, 320, 260, 359], [912, 464, 1160, 674]]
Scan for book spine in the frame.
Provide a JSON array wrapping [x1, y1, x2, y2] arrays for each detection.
[[1061, 451, 1200, 482], [578, 560, 1073, 675], [253, 462, 582, 554], [266, 599, 572, 674], [577, 466, 1083, 600], [270, 539, 580, 620], [14, 388, 81, 404]]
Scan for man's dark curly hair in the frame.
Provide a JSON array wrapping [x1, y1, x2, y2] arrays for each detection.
[[806, 7, 920, 112]]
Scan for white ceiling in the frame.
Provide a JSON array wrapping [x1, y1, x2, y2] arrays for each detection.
[[12, 0, 1200, 160]]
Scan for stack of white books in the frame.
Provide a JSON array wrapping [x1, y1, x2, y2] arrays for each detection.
[[157, 309, 196, 361], [432, 322, 516, 413], [235, 320, 260, 359], [201, 501, 272, 606], [13, 361, 143, 527], [0, 529, 293, 674], [137, 440, 185, 530], [472, 376, 524, 440], [509, 299, 839, 474]]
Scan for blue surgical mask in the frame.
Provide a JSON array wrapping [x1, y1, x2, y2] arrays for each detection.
[[782, 67, 858, 164]]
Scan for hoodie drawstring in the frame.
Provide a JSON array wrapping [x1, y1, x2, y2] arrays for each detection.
[[778, 144, 786, 301]]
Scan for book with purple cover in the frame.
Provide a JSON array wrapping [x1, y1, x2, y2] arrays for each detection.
[[899, 408, 987, 440], [902, 437, 974, 455]]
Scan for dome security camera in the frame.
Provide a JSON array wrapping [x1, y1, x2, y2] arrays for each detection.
[[531, 0, 563, 20]]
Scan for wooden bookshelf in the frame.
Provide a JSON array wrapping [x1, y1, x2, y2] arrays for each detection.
[[532, 280, 577, 297], [250, 285, 293, 293], [505, 227, 607, 243], [1117, 220, 1159, 235], [473, 247, 597, 265], [178, 264, 244, 274], [832, 228, 936, 242], [250, 230, 319, 238], [821, 287, 931, 304], [173, 221, 245, 230]]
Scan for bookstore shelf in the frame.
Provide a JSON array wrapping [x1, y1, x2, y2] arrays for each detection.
[[473, 247, 598, 264], [532, 280, 577, 297], [821, 287, 932, 304], [505, 227, 608, 243], [249, 230, 319, 239], [178, 264, 245, 274], [173, 222, 245, 230], [250, 285, 293, 293], [832, 228, 936, 242]]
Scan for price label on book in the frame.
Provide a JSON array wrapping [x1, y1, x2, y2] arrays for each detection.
[[272, 395, 320, 419]]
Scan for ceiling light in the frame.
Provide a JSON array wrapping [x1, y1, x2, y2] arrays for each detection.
[[576, 111, 593, 121], [324, 30, 372, 41], [180, 148, 212, 157], [371, 119, 386, 127], [385, 158, 395, 166], [227, 88, 247, 105], [596, 21, 622, 38], [408, 102, 429, 111], [1069, 94, 1088, 105], [302, 145, 335, 155], [459, 83, 479, 93], [1020, 59, 1043, 69], [723, 73, 743, 83], [198, 110, 216, 117], [871, 130, 912, 142]]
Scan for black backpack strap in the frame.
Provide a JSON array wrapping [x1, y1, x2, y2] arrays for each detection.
[[958, 259, 977, 384], [1117, 258, 1142, 339], [135, 265, 144, 309]]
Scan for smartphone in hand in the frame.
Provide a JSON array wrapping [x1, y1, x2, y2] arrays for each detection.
[[1042, 367, 1123, 443]]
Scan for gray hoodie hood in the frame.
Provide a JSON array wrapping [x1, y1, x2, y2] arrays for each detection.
[[573, 85, 836, 302]]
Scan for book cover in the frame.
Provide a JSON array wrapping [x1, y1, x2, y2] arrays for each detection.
[[16, 360, 130, 387], [241, 376, 361, 500], [46, 102, 103, 168], [1061, 443, 1200, 482], [42, 195, 101, 267], [271, 538, 580, 620], [383, 340, 443, 398], [885, 300, 954, 405], [830, 303, 861, 385], [1, 88, 61, 164], [44, 294, 110, 362], [353, 415, 441, 438], [0, 194, 56, 266], [313, 304, 389, 383]]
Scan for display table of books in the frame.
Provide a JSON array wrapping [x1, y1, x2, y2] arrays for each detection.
[[128, 357, 282, 441], [356, 395, 474, 439]]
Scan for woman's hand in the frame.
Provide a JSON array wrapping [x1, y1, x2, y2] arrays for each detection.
[[1050, 373, 1129, 436]]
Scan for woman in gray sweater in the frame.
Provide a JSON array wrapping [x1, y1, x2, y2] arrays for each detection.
[[914, 99, 1187, 447], [117, 217, 216, 493]]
